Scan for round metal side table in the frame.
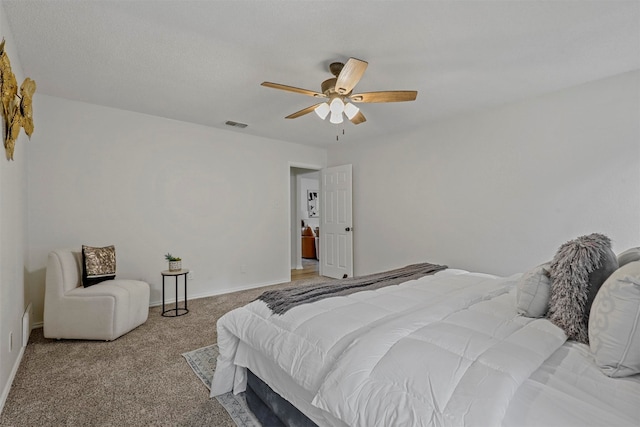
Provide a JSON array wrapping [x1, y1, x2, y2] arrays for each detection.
[[161, 269, 189, 317]]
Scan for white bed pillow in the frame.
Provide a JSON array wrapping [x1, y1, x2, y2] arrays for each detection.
[[516, 263, 551, 318], [589, 261, 640, 378], [617, 247, 640, 268]]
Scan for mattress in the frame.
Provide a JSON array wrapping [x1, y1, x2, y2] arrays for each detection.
[[211, 268, 640, 426]]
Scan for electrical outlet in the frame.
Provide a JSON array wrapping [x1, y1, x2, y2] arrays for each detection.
[[187, 271, 194, 280], [240, 264, 247, 274]]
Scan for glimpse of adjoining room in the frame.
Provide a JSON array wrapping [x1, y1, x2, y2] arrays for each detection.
[[291, 167, 321, 280], [296, 208, 320, 281]]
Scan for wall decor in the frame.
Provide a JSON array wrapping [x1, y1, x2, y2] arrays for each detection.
[[307, 190, 319, 218], [0, 38, 36, 160]]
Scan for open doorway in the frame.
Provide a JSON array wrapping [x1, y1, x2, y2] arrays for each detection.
[[290, 166, 321, 280]]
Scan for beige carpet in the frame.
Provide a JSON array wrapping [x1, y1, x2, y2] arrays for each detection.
[[0, 275, 327, 426]]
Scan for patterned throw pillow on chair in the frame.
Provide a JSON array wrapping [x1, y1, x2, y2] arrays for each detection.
[[82, 245, 116, 287]]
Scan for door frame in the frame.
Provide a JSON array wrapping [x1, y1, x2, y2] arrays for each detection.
[[288, 162, 323, 280]]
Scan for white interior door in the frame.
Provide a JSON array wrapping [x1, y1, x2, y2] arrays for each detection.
[[320, 164, 353, 278]]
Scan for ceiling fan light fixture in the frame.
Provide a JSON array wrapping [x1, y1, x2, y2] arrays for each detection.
[[261, 57, 417, 128], [344, 102, 359, 120], [329, 97, 345, 115], [329, 110, 343, 124], [314, 102, 330, 120]]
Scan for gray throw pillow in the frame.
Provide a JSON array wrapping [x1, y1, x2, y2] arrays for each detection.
[[617, 247, 640, 268], [589, 261, 640, 377], [585, 247, 619, 321], [516, 263, 551, 318], [548, 233, 618, 344]]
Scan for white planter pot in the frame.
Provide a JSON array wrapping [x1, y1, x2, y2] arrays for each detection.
[[169, 260, 182, 271]]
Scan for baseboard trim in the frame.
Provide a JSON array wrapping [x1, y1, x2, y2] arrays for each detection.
[[148, 277, 290, 307], [0, 345, 25, 416]]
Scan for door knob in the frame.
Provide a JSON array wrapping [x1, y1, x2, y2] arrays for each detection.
[[345, 227, 352, 232]]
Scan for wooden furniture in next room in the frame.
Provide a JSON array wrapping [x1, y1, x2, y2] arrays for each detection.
[[301, 226, 316, 259]]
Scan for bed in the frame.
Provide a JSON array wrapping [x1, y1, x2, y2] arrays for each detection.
[[210, 262, 640, 426]]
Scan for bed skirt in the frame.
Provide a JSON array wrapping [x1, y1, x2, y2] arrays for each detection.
[[246, 370, 317, 427]]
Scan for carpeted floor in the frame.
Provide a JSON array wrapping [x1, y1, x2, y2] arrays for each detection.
[[0, 274, 327, 426]]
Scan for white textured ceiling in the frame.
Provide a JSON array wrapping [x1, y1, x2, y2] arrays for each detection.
[[3, 0, 639, 147]]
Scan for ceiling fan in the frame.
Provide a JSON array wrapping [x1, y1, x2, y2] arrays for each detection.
[[261, 58, 418, 125]]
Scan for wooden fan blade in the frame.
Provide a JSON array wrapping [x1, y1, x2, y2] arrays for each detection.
[[349, 111, 366, 125], [335, 58, 368, 95], [350, 91, 417, 103], [261, 82, 327, 98], [285, 103, 325, 119]]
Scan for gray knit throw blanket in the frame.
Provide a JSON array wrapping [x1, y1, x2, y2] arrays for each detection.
[[548, 233, 612, 344], [258, 262, 447, 315]]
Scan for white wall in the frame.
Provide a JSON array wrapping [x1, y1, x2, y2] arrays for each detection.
[[26, 95, 326, 324], [0, 2, 29, 411], [328, 71, 640, 277]]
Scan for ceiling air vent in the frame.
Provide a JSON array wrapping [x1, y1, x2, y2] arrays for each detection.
[[225, 120, 248, 129]]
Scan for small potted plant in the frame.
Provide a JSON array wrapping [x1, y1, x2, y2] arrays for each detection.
[[165, 253, 182, 271]]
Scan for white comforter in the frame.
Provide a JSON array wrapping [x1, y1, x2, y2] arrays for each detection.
[[211, 269, 567, 426]]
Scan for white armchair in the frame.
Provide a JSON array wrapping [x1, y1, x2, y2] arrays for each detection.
[[43, 249, 150, 341]]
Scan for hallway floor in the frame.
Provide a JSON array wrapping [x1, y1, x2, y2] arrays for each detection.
[[291, 258, 319, 281]]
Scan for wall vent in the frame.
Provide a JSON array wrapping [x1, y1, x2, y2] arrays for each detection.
[[22, 303, 32, 347], [225, 120, 248, 129]]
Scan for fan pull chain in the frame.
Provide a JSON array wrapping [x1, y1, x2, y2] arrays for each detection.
[[336, 128, 345, 141]]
